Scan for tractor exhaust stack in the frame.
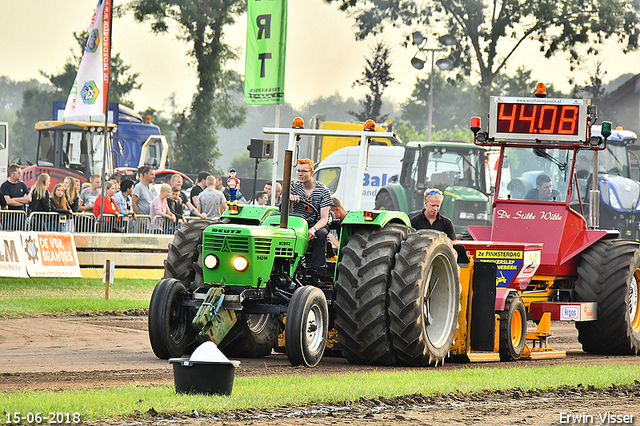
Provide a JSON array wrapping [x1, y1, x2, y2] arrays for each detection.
[[280, 149, 293, 228]]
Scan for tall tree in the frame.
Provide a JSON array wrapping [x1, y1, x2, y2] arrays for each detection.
[[349, 41, 395, 122], [126, 0, 247, 174], [326, 0, 640, 114]]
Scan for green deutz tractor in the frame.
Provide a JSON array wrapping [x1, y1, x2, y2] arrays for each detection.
[[148, 123, 462, 367], [374, 141, 491, 236]]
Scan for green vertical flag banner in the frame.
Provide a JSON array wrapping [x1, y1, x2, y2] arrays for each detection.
[[245, 0, 288, 105]]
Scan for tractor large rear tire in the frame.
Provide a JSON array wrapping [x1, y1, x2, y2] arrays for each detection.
[[148, 278, 196, 359], [334, 224, 409, 365], [164, 219, 214, 289], [388, 230, 460, 366], [217, 313, 281, 358], [575, 239, 640, 354], [499, 293, 527, 361]]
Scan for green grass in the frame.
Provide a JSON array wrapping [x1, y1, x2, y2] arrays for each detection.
[[0, 277, 157, 317], [2, 364, 639, 420]]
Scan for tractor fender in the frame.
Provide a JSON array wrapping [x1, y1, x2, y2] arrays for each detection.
[[495, 288, 518, 312]]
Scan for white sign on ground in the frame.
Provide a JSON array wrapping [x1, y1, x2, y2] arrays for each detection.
[[22, 233, 82, 277], [0, 232, 28, 277]]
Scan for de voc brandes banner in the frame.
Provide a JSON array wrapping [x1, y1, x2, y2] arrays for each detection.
[[245, 0, 288, 105]]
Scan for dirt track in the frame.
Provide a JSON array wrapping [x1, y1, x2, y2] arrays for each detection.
[[2, 315, 640, 425]]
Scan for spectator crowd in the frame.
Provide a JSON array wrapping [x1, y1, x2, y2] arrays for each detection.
[[0, 164, 284, 234]]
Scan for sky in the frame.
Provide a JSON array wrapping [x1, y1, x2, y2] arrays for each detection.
[[2, 1, 640, 114]]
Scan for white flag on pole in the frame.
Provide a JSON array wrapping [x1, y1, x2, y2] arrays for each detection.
[[63, 0, 112, 119]]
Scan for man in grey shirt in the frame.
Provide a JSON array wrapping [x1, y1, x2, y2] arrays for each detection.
[[196, 175, 227, 219], [132, 166, 157, 216]]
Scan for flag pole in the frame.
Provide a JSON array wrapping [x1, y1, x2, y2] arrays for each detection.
[[99, 0, 113, 225]]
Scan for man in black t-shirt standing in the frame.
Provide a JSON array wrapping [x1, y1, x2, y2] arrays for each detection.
[[290, 158, 332, 284], [1, 164, 31, 230], [410, 188, 456, 240]]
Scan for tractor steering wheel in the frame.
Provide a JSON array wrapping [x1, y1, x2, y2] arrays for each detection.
[[291, 198, 320, 225]]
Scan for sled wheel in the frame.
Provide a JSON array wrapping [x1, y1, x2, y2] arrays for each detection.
[[499, 293, 527, 361], [334, 223, 409, 365], [148, 278, 196, 359], [285, 286, 329, 367], [388, 230, 460, 366], [576, 239, 640, 354], [217, 313, 281, 358]]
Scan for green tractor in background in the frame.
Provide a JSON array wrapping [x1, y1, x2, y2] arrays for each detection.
[[148, 123, 462, 367], [374, 141, 491, 236]]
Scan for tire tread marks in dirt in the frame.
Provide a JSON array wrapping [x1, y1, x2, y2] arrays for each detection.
[[334, 224, 409, 365], [389, 230, 460, 366], [576, 239, 640, 354]]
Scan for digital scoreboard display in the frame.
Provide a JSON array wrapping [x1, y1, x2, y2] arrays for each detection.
[[488, 97, 589, 142]]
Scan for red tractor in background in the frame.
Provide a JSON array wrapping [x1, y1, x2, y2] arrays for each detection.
[[465, 83, 640, 358]]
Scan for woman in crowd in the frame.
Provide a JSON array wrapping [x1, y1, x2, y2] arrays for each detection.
[[29, 173, 68, 231], [92, 181, 121, 232], [64, 177, 80, 212], [150, 183, 176, 233], [51, 182, 73, 232]]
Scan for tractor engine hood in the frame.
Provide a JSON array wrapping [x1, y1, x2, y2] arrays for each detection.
[[201, 215, 309, 288], [598, 175, 640, 211]]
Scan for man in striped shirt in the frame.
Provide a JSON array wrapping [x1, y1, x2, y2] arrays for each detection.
[[290, 159, 332, 284]]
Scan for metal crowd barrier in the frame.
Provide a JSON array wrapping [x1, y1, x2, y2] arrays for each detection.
[[152, 216, 179, 234], [0, 210, 180, 235], [0, 210, 28, 231], [126, 215, 151, 233], [27, 212, 69, 232]]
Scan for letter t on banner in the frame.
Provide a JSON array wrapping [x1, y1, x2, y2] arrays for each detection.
[[245, 0, 288, 105]]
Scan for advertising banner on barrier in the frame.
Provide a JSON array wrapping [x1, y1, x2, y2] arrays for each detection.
[[22, 233, 82, 277], [0, 232, 28, 277]]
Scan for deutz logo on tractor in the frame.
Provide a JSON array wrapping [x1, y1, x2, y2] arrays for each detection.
[[221, 239, 231, 253], [211, 229, 241, 234]]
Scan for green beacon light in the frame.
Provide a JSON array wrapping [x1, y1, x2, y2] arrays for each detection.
[[601, 121, 612, 141]]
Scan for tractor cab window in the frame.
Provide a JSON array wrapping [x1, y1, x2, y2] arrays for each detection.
[[89, 133, 105, 177], [499, 147, 572, 202], [38, 131, 55, 166], [62, 130, 85, 171], [424, 148, 483, 192], [314, 167, 341, 193]]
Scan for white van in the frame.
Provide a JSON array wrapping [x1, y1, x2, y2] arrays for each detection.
[[313, 145, 404, 210]]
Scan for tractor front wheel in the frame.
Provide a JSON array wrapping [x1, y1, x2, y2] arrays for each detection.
[[217, 313, 281, 358], [499, 293, 527, 361], [576, 239, 640, 354], [388, 230, 460, 366], [285, 286, 329, 367], [148, 278, 196, 359]]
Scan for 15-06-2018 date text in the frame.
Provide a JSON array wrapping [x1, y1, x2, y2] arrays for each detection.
[[5, 413, 81, 424]]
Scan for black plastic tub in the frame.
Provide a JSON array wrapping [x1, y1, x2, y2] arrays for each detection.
[[170, 358, 238, 395]]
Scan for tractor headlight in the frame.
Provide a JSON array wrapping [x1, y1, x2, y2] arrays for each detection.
[[232, 256, 249, 272], [476, 212, 488, 221], [608, 187, 622, 209], [460, 212, 475, 220], [204, 254, 219, 269]]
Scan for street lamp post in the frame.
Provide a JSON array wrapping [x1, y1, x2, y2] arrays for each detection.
[[411, 32, 456, 142]]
